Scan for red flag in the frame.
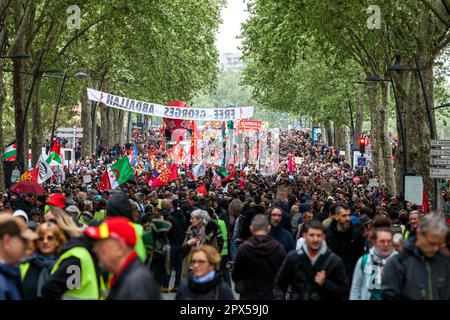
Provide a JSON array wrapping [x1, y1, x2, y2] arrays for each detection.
[[239, 172, 247, 190], [16, 167, 38, 182], [158, 125, 166, 152], [422, 190, 429, 213], [151, 164, 178, 188], [98, 170, 111, 191], [190, 120, 200, 157], [288, 155, 296, 174], [222, 171, 235, 184], [145, 172, 151, 184], [196, 184, 206, 196], [50, 139, 61, 155], [188, 171, 196, 181]]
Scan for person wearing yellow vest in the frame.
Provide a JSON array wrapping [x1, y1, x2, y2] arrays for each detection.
[[149, 191, 162, 210], [105, 192, 147, 263], [93, 197, 107, 222], [41, 234, 105, 300], [41, 194, 105, 300], [402, 211, 421, 240], [84, 217, 161, 299]]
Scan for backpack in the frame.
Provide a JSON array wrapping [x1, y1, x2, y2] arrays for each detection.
[[142, 219, 172, 284]]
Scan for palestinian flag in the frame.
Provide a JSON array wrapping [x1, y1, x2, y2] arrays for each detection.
[[47, 139, 62, 166], [3, 141, 16, 161], [217, 168, 235, 185]]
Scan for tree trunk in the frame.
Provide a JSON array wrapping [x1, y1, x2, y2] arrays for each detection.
[[80, 85, 91, 158], [31, 74, 42, 167], [367, 82, 384, 182], [405, 57, 435, 208], [117, 110, 125, 146], [380, 81, 396, 194], [0, 68, 5, 189], [100, 80, 110, 148], [13, 58, 26, 170], [323, 120, 333, 146], [107, 108, 115, 147], [335, 124, 347, 152], [100, 105, 108, 148], [391, 70, 410, 198]]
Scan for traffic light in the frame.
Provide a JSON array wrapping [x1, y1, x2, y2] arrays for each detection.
[[359, 137, 366, 154]]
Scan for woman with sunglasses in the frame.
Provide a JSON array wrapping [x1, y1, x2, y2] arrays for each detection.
[[176, 245, 234, 300], [20, 222, 67, 299], [41, 194, 106, 300]]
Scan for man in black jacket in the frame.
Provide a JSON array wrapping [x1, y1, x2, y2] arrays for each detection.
[[382, 213, 449, 300], [325, 203, 365, 280], [274, 220, 349, 300], [232, 214, 286, 300], [85, 217, 161, 300], [163, 199, 187, 293], [268, 206, 295, 253]]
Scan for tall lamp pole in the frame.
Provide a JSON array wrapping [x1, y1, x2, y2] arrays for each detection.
[[49, 71, 88, 151], [91, 73, 106, 156], [388, 60, 439, 209]]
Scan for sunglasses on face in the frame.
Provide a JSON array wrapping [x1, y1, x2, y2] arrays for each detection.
[[38, 235, 55, 242], [190, 259, 209, 266]]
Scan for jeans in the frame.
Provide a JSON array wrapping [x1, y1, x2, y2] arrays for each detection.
[[163, 245, 184, 288]]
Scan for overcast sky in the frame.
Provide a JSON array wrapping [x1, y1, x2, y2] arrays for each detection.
[[216, 0, 249, 55]]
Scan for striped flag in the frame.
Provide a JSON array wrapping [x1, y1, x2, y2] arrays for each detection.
[[3, 141, 16, 161]]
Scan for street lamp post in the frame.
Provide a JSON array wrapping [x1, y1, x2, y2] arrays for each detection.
[[388, 60, 439, 209], [49, 71, 88, 151], [346, 84, 356, 168], [15, 49, 63, 169], [91, 73, 106, 156]]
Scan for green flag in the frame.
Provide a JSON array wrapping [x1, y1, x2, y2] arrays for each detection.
[[217, 168, 230, 179], [110, 156, 134, 185], [46, 152, 62, 166]]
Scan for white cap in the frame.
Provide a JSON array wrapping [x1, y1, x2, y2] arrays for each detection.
[[13, 210, 29, 223]]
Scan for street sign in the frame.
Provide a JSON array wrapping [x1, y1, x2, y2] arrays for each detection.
[[431, 158, 450, 166], [431, 139, 450, 147], [430, 168, 450, 178], [357, 157, 366, 167], [430, 149, 450, 156]]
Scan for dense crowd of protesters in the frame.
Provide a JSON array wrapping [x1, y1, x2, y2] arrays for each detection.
[[0, 126, 449, 300]]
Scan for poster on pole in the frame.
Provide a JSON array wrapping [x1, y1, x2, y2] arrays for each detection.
[[312, 127, 322, 143], [404, 174, 423, 205]]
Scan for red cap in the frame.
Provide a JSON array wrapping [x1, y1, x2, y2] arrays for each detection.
[[47, 193, 66, 209], [84, 217, 137, 247]]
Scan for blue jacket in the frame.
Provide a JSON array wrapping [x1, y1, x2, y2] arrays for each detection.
[[0, 263, 23, 300], [269, 226, 295, 253]]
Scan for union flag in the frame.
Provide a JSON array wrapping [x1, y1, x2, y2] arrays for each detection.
[[150, 164, 178, 188]]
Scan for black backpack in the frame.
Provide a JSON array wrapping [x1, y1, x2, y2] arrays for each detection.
[[142, 219, 172, 284]]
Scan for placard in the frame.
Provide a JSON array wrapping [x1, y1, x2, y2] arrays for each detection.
[[294, 157, 303, 165], [83, 175, 92, 184], [404, 174, 423, 205], [276, 187, 292, 201]]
